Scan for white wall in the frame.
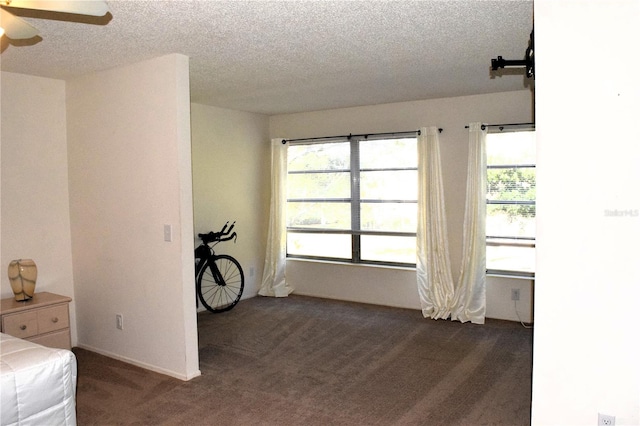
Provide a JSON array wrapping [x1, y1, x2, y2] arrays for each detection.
[[271, 90, 535, 322], [190, 103, 270, 298], [66, 54, 199, 380], [0, 72, 78, 344], [532, 1, 639, 425]]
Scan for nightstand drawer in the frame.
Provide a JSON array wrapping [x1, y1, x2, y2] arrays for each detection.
[[30, 329, 72, 350], [37, 304, 69, 334], [2, 311, 39, 339], [0, 292, 72, 350]]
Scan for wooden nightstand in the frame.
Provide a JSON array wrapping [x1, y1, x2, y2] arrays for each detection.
[[0, 292, 72, 350]]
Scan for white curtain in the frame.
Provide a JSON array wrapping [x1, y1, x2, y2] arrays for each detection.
[[451, 123, 487, 324], [416, 126, 456, 319], [259, 139, 293, 297]]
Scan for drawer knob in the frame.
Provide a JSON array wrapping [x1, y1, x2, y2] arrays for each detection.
[[20, 325, 27, 330], [52, 317, 59, 323]]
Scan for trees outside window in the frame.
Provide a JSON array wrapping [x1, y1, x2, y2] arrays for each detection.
[[486, 130, 536, 276]]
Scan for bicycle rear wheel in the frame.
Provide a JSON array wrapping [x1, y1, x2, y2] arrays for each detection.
[[196, 255, 244, 313]]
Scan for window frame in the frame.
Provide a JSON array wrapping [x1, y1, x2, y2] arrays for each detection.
[[286, 134, 418, 267], [485, 127, 536, 278]]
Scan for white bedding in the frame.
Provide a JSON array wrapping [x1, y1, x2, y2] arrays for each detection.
[[0, 332, 77, 426]]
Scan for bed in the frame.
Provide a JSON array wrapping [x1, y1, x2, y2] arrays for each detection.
[[0, 332, 77, 426]]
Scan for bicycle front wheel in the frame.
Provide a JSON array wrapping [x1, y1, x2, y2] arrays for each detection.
[[196, 255, 244, 313]]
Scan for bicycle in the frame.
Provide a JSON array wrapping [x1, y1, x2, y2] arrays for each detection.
[[194, 221, 245, 313]]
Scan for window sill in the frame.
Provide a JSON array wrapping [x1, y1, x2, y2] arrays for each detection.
[[287, 258, 536, 279], [487, 271, 535, 280], [286, 257, 416, 272]]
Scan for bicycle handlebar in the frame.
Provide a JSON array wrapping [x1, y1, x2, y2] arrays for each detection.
[[198, 221, 237, 244]]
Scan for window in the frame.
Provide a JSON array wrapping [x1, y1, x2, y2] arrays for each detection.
[[486, 129, 536, 276], [286, 136, 417, 266]]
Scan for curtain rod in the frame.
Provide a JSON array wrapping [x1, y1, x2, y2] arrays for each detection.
[[464, 122, 535, 131], [281, 128, 442, 144]]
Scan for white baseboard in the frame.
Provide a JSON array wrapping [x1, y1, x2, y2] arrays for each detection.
[[75, 343, 201, 381]]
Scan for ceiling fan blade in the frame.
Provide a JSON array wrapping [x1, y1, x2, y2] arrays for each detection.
[[2, 1, 109, 16], [0, 8, 38, 39]]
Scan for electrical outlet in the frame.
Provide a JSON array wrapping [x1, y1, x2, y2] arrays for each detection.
[[116, 314, 123, 330], [511, 288, 520, 301], [598, 413, 615, 426]]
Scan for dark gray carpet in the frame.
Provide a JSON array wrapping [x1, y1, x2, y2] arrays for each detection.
[[74, 295, 533, 425]]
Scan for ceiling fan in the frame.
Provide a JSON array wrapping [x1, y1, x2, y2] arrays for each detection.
[[0, 0, 109, 40]]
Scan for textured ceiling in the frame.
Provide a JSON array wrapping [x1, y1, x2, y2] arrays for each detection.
[[1, 0, 534, 115]]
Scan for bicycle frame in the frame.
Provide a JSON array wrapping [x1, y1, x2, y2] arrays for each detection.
[[194, 244, 211, 275], [195, 248, 226, 286], [195, 241, 227, 289]]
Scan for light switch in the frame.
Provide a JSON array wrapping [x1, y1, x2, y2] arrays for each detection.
[[164, 224, 172, 242]]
